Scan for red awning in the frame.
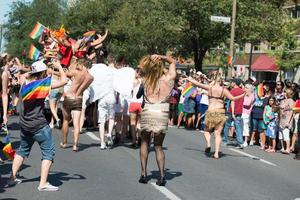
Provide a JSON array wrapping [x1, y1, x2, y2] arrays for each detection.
[[251, 54, 278, 72]]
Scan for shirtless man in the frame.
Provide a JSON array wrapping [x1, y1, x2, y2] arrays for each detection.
[[60, 58, 93, 151]]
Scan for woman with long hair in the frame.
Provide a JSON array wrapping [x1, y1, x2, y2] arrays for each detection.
[[8, 60, 67, 191], [188, 71, 244, 159], [138, 54, 176, 186]]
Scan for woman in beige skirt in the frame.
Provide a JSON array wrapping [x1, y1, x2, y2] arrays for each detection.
[[138, 54, 176, 186]]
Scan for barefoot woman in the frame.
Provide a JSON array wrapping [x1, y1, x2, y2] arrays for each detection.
[[138, 55, 176, 186]]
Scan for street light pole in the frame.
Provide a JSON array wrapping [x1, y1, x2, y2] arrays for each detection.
[[228, 0, 237, 79]]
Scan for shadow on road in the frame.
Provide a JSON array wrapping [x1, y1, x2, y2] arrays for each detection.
[[21, 171, 86, 186], [149, 168, 182, 181], [184, 147, 248, 159]]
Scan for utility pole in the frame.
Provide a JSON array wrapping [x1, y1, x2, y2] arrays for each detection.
[[228, 0, 237, 79]]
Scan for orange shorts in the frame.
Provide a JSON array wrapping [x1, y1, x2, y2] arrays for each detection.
[[129, 102, 142, 113]]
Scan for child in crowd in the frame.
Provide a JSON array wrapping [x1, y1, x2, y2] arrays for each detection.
[[183, 91, 197, 130], [264, 97, 279, 153]]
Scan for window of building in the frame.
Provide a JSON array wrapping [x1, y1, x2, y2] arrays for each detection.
[[239, 46, 244, 52], [253, 44, 261, 52], [290, 8, 300, 19]]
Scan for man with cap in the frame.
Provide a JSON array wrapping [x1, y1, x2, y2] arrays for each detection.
[[8, 60, 68, 191], [223, 78, 245, 148]]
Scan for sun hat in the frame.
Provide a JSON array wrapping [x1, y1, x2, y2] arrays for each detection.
[[30, 61, 47, 74]]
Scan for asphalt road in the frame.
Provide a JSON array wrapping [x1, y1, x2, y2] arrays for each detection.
[[1, 116, 300, 200]]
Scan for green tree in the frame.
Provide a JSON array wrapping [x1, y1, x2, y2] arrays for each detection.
[[4, 0, 65, 58]]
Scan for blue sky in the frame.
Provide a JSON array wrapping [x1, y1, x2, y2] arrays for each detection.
[[0, 0, 32, 23]]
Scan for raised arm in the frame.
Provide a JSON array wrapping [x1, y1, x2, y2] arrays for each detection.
[[2, 71, 9, 124], [50, 60, 68, 89], [90, 30, 108, 47], [223, 89, 245, 101], [187, 77, 210, 91]]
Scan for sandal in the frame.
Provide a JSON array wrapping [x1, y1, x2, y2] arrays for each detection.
[[59, 143, 67, 149], [156, 176, 166, 186], [73, 145, 79, 152], [204, 147, 211, 154], [211, 154, 219, 159], [267, 149, 275, 153]]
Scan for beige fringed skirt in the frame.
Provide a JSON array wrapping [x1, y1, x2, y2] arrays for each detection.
[[205, 109, 226, 132], [140, 102, 170, 135]]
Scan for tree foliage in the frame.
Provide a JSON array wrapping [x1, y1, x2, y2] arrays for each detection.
[[4, 0, 64, 57], [3, 0, 295, 71]]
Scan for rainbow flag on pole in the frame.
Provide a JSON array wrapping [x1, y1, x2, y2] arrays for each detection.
[[21, 76, 52, 101], [182, 82, 197, 98], [256, 83, 264, 98], [29, 22, 46, 39], [28, 44, 41, 61]]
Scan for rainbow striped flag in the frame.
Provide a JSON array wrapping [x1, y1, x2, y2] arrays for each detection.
[[3, 143, 15, 160], [29, 22, 46, 39], [256, 83, 264, 98], [182, 82, 197, 98], [28, 44, 41, 61], [21, 76, 52, 101]]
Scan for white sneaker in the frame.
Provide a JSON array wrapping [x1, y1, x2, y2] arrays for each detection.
[[100, 143, 107, 150], [38, 182, 59, 191], [243, 142, 248, 148], [7, 177, 22, 187], [249, 140, 254, 146]]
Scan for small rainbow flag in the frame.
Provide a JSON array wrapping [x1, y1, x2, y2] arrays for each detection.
[[293, 99, 300, 112], [182, 82, 197, 98], [3, 143, 15, 160], [28, 44, 41, 61], [21, 76, 52, 101], [256, 83, 264, 98], [29, 22, 46, 39]]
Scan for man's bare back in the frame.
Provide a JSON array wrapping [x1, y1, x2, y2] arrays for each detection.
[[65, 60, 93, 97]]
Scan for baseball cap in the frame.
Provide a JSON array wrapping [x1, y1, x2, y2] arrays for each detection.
[[30, 61, 47, 74]]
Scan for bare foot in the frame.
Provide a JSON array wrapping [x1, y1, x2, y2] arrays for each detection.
[[60, 143, 67, 149]]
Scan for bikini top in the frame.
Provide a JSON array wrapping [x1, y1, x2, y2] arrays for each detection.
[[208, 86, 225, 102]]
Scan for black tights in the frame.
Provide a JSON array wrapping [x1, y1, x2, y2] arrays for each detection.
[[140, 132, 166, 178]]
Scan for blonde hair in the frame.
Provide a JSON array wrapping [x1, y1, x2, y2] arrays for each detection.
[[139, 55, 165, 93], [209, 70, 222, 86]]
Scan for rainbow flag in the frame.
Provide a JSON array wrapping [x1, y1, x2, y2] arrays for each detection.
[[21, 76, 52, 101], [28, 44, 41, 61], [2, 143, 15, 160], [293, 99, 300, 112], [29, 22, 46, 39], [182, 82, 197, 98], [256, 83, 264, 98]]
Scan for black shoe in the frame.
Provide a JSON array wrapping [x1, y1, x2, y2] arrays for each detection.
[[156, 176, 166, 186], [205, 147, 211, 154], [138, 175, 148, 184], [130, 143, 138, 149], [114, 136, 120, 145]]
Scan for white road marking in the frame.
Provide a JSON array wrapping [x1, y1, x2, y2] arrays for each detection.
[[229, 148, 277, 167], [150, 182, 182, 200], [85, 131, 100, 141]]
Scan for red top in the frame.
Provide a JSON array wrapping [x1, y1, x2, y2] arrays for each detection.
[[228, 87, 244, 115], [58, 43, 73, 67]]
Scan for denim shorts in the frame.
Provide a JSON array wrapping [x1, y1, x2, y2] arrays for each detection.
[[252, 119, 266, 133], [17, 125, 55, 161]]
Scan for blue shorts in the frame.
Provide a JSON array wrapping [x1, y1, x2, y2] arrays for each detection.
[[49, 89, 63, 101], [17, 125, 55, 161], [252, 119, 266, 133], [198, 104, 208, 115]]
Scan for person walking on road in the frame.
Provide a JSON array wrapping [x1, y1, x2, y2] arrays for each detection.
[[138, 54, 176, 186], [8, 60, 68, 191], [187, 72, 244, 159]]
